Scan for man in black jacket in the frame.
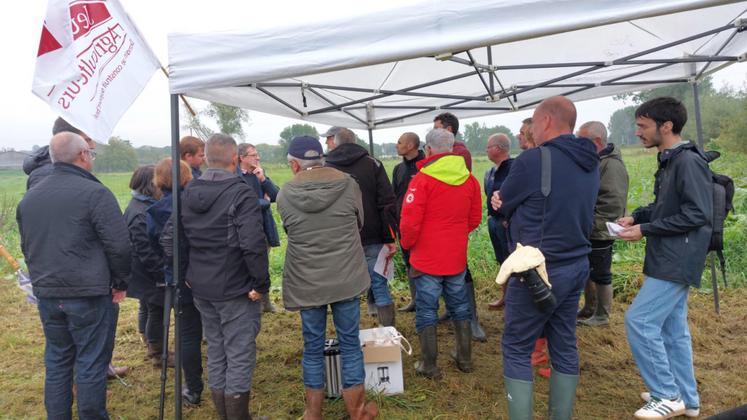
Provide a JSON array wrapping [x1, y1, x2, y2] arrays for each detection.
[[23, 117, 96, 190], [619, 97, 711, 419], [391, 132, 424, 312], [17, 132, 131, 419], [181, 133, 270, 419], [326, 128, 398, 328]]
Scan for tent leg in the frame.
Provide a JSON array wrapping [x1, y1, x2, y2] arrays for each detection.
[[692, 81, 705, 148], [368, 128, 374, 156], [169, 93, 183, 420]]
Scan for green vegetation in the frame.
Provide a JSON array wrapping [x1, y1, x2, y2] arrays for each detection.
[[0, 145, 745, 418]]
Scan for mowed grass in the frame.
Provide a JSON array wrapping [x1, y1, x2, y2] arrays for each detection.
[[0, 145, 746, 418]]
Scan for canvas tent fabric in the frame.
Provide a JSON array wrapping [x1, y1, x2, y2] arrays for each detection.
[[167, 0, 747, 130]]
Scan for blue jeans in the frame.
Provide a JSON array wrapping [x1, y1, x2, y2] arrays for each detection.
[[413, 270, 471, 332], [502, 258, 587, 381], [38, 296, 112, 420], [363, 244, 393, 306], [488, 216, 510, 264], [300, 298, 365, 390], [625, 276, 699, 409]]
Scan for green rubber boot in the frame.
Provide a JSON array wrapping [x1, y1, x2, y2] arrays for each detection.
[[504, 376, 533, 420], [548, 368, 579, 420]]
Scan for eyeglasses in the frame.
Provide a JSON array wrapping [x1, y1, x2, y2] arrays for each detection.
[[86, 149, 97, 161]]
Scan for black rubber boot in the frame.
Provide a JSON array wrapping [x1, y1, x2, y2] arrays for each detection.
[[211, 389, 227, 420], [414, 325, 441, 379], [465, 281, 487, 342], [450, 319, 473, 372], [224, 392, 249, 420], [376, 304, 396, 328]]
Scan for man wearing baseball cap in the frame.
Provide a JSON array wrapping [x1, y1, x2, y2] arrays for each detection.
[[278, 136, 378, 419], [320, 126, 344, 152]]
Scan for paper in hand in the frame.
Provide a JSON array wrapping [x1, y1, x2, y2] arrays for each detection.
[[374, 245, 394, 281], [606, 221, 625, 237]]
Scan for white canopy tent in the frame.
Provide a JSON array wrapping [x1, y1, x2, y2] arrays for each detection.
[[160, 3, 745, 414], [168, 0, 747, 138]]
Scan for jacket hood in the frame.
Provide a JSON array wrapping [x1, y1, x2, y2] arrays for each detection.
[[132, 191, 156, 205], [324, 143, 369, 166], [23, 145, 51, 175], [184, 177, 242, 214], [544, 134, 599, 172], [600, 143, 623, 161], [282, 168, 350, 213], [418, 153, 470, 186]]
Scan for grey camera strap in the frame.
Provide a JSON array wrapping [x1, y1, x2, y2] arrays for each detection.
[[539, 146, 551, 248]]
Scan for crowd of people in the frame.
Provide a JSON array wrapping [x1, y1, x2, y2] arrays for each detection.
[[15, 94, 714, 420]]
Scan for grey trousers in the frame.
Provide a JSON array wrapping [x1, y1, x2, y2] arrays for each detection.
[[193, 295, 262, 394]]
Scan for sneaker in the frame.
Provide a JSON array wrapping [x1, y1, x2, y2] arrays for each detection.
[[634, 395, 685, 419], [641, 392, 700, 417]]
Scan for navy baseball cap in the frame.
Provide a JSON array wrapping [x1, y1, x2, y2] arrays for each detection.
[[288, 135, 324, 159]]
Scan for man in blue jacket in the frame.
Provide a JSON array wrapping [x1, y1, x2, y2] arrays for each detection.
[[619, 97, 711, 419], [492, 96, 599, 419]]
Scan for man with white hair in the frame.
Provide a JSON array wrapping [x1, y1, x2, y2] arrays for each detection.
[[278, 135, 378, 419], [484, 133, 514, 311], [17, 132, 131, 419], [400, 128, 482, 379], [576, 121, 629, 327]]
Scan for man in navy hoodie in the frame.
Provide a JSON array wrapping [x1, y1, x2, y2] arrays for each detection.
[[492, 96, 599, 419]]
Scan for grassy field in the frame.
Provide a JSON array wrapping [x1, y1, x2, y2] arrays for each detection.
[[0, 146, 746, 418]]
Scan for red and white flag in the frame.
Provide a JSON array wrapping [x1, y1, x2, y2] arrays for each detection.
[[32, 0, 160, 142]]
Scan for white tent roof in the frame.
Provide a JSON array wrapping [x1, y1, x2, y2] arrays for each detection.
[[168, 0, 747, 130]]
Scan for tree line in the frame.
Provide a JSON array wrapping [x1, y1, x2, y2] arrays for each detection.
[[73, 76, 747, 171]]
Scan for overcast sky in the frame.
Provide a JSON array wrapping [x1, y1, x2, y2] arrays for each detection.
[[2, 1, 745, 151]]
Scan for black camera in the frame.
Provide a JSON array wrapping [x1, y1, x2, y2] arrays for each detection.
[[517, 269, 556, 313]]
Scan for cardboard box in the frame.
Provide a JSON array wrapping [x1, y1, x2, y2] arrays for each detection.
[[359, 327, 408, 395]]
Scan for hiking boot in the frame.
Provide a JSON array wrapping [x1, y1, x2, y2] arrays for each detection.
[[577, 280, 596, 319], [398, 282, 416, 312], [182, 387, 201, 407], [414, 325, 441, 379], [225, 392, 250, 420], [376, 303, 396, 328], [147, 343, 175, 368], [261, 293, 277, 313], [634, 396, 685, 419], [211, 389, 227, 420], [303, 387, 324, 420], [107, 363, 129, 379], [641, 392, 700, 418], [450, 320, 473, 373], [578, 284, 612, 327], [342, 384, 378, 420]]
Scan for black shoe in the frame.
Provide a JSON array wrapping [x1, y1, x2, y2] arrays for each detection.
[[182, 387, 202, 407]]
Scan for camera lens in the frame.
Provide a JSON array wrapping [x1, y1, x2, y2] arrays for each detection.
[[519, 269, 556, 313]]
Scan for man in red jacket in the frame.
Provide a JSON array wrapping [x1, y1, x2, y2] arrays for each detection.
[[400, 128, 482, 379]]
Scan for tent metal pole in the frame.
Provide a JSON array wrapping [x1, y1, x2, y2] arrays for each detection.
[[308, 71, 477, 115], [169, 93, 183, 420], [466, 50, 495, 101], [307, 87, 368, 125], [692, 81, 704, 148], [697, 29, 739, 79], [487, 46, 494, 93], [368, 128, 374, 156], [255, 86, 305, 116]]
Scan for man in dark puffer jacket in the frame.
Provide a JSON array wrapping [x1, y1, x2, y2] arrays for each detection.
[[17, 132, 130, 419]]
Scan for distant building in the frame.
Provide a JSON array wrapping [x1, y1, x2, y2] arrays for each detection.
[[0, 151, 28, 170]]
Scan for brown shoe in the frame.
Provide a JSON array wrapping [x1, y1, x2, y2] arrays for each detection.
[[342, 385, 378, 420], [147, 343, 175, 368], [487, 298, 505, 311], [303, 387, 324, 420]]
